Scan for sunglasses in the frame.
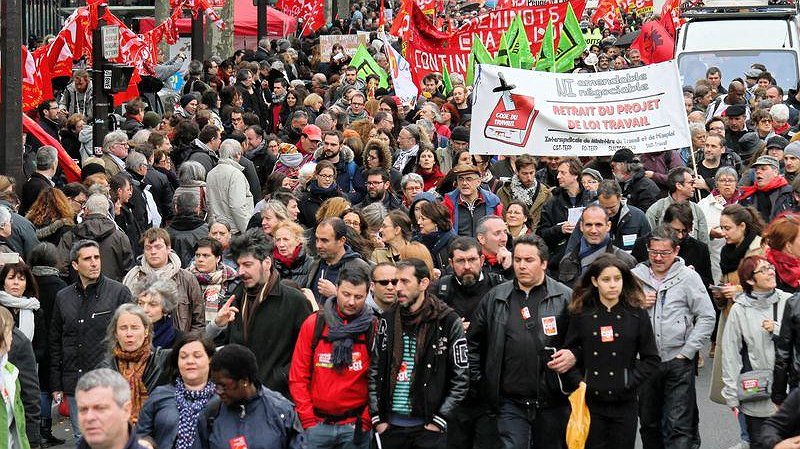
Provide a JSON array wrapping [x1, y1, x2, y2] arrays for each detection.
[[374, 279, 399, 286]]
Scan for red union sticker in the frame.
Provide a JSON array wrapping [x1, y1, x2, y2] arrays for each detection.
[[742, 379, 760, 390], [484, 92, 537, 147], [229, 436, 248, 449]]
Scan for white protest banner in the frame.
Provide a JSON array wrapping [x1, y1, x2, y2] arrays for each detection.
[[469, 61, 691, 156], [319, 34, 369, 61]]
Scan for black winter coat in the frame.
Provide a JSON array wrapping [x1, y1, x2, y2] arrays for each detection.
[[538, 187, 595, 270], [774, 291, 800, 404], [100, 346, 171, 394], [31, 269, 67, 391], [564, 302, 660, 404], [19, 172, 52, 216], [50, 276, 133, 394], [220, 279, 312, 398], [144, 166, 175, 222], [368, 295, 469, 430], [762, 386, 800, 449], [466, 277, 580, 410], [167, 214, 210, 268], [621, 170, 661, 212]]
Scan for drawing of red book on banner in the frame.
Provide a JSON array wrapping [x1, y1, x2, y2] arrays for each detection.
[[484, 73, 537, 147]]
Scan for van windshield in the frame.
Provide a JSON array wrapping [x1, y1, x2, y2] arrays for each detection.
[[677, 50, 799, 91]]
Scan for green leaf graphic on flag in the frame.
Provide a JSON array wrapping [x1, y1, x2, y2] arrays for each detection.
[[350, 44, 389, 88], [467, 34, 494, 85], [494, 32, 511, 67], [535, 20, 556, 72], [554, 3, 588, 72]]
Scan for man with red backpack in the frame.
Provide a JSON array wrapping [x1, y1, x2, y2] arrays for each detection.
[[289, 265, 377, 449]]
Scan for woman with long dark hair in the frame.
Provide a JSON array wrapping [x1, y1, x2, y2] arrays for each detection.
[[565, 254, 660, 449]]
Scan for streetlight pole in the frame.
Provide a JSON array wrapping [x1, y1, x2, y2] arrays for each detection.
[[0, 0, 24, 184]]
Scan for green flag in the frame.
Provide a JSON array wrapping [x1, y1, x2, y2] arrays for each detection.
[[350, 44, 389, 88], [506, 15, 535, 69], [554, 3, 588, 72], [494, 32, 511, 67], [535, 20, 556, 72], [442, 64, 453, 96], [467, 34, 493, 85]]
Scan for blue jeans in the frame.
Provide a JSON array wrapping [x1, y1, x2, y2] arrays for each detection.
[[305, 423, 371, 449], [67, 395, 81, 441], [40, 393, 51, 419]]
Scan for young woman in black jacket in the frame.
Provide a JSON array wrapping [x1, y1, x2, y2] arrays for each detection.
[[565, 254, 660, 449]]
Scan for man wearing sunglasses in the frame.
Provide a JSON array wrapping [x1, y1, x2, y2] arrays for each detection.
[[369, 263, 397, 312]]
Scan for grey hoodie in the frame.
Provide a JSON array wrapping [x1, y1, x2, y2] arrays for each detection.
[[721, 289, 791, 417], [631, 257, 716, 362]]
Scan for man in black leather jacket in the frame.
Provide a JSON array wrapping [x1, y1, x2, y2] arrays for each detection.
[[369, 258, 469, 449], [467, 234, 579, 449]]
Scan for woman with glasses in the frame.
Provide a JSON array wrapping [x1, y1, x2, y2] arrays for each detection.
[[372, 210, 413, 264], [721, 256, 789, 449], [137, 333, 216, 449], [298, 161, 347, 229], [565, 254, 659, 449], [132, 275, 181, 350]]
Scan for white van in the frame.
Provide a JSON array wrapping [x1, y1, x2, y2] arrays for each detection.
[[674, 0, 800, 91]]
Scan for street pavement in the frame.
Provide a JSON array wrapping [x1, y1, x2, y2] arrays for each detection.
[[48, 347, 741, 449]]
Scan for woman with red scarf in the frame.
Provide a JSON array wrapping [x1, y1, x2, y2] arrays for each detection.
[[414, 147, 445, 192], [272, 220, 313, 286], [764, 213, 800, 293]]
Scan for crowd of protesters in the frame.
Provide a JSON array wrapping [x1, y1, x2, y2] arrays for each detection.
[[7, 4, 800, 449]]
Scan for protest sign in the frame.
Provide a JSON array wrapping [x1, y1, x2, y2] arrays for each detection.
[[402, 0, 585, 85], [469, 61, 691, 156], [319, 34, 368, 60]]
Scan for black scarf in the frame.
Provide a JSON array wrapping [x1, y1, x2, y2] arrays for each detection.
[[323, 297, 374, 370], [389, 295, 452, 393], [308, 179, 341, 199], [720, 230, 758, 274]]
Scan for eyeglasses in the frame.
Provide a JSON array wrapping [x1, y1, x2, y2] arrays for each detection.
[[647, 249, 674, 257], [317, 173, 334, 180], [452, 256, 480, 265], [717, 178, 736, 184], [374, 279, 399, 286], [366, 181, 385, 186], [458, 176, 480, 183], [753, 264, 776, 275]]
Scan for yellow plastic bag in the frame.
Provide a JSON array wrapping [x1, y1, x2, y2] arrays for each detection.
[[566, 382, 591, 449]]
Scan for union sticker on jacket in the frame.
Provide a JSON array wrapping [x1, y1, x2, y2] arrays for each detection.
[[542, 316, 558, 336]]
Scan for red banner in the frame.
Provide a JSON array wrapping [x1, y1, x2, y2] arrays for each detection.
[[402, 0, 585, 86], [22, 47, 45, 112], [591, 0, 621, 32], [277, 0, 324, 36], [630, 19, 674, 64], [22, 115, 81, 183]]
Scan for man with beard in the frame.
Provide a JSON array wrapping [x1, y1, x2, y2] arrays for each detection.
[[370, 258, 468, 449], [307, 218, 372, 305], [535, 156, 561, 188], [315, 131, 357, 195], [694, 134, 741, 195], [357, 168, 405, 211], [430, 237, 502, 449], [211, 229, 312, 397], [611, 148, 660, 212], [36, 99, 62, 140], [289, 265, 377, 448], [268, 78, 289, 133], [59, 69, 93, 118], [497, 155, 552, 233]]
